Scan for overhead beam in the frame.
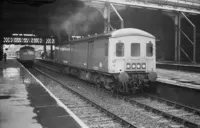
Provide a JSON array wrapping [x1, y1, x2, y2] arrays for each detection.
[[2, 36, 55, 45], [83, 0, 200, 14]]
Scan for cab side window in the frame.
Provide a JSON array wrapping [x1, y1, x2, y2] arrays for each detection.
[[146, 41, 153, 57], [131, 43, 140, 57], [116, 42, 124, 57]]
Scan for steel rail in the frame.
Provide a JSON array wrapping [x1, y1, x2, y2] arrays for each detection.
[[33, 63, 137, 128], [145, 94, 200, 116], [124, 95, 200, 128]]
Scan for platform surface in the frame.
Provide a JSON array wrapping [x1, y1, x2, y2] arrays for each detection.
[[157, 61, 200, 67], [156, 61, 200, 90], [156, 61, 200, 73], [157, 68, 200, 90], [0, 59, 87, 128]]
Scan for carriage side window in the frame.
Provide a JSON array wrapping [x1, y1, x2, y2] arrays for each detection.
[[146, 41, 153, 57], [131, 43, 140, 57], [116, 42, 124, 57], [105, 42, 108, 56]]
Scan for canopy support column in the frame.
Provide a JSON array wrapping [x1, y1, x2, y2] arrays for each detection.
[[103, 3, 111, 33], [43, 38, 46, 58], [110, 3, 124, 29], [181, 12, 196, 63], [174, 13, 181, 63], [50, 38, 53, 60]]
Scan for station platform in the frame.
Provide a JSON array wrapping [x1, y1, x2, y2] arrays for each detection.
[[156, 62, 200, 90], [157, 61, 200, 73], [0, 59, 88, 128]]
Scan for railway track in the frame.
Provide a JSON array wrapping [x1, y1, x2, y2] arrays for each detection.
[[30, 67, 135, 128], [124, 94, 200, 128], [34, 61, 196, 127]]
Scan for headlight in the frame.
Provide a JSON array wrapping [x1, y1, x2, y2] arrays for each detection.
[[142, 63, 146, 69], [137, 63, 141, 69], [132, 63, 136, 69], [126, 63, 131, 69]]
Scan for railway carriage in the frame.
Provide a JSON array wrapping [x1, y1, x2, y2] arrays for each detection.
[[18, 46, 35, 67], [55, 28, 157, 94]]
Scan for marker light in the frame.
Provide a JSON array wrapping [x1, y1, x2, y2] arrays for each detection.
[[142, 63, 146, 69], [137, 63, 141, 69], [132, 63, 136, 69], [127, 63, 131, 69]]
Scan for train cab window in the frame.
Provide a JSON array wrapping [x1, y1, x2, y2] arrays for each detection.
[[131, 43, 140, 57], [27, 51, 34, 55], [116, 42, 124, 57], [146, 41, 153, 57]]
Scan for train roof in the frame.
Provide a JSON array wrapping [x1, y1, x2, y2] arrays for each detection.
[[110, 28, 155, 39], [20, 46, 35, 50], [62, 28, 155, 44]]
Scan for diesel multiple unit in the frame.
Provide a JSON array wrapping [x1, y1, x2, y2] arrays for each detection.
[[54, 28, 157, 94]]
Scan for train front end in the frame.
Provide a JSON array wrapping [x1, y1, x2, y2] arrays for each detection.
[[108, 28, 157, 93], [19, 46, 35, 67]]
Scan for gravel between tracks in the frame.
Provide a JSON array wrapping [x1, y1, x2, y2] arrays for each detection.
[[34, 65, 186, 128], [134, 98, 200, 125]]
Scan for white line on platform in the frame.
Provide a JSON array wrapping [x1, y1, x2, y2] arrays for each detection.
[[19, 62, 89, 128]]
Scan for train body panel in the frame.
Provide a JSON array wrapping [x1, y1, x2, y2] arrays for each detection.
[[71, 41, 88, 69], [56, 38, 109, 72], [88, 38, 108, 72], [19, 52, 35, 61], [57, 41, 88, 68]]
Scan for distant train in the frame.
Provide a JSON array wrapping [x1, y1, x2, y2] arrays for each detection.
[[52, 28, 157, 94], [16, 46, 35, 67]]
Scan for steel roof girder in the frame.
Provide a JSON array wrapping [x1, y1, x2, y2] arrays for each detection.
[[84, 0, 200, 14]]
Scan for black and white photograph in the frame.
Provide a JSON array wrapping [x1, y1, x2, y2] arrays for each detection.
[[0, 0, 200, 127]]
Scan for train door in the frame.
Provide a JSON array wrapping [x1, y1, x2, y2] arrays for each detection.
[[108, 38, 126, 73], [87, 41, 94, 69], [114, 40, 126, 72]]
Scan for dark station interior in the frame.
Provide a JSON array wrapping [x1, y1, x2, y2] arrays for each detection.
[[0, 0, 200, 62]]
